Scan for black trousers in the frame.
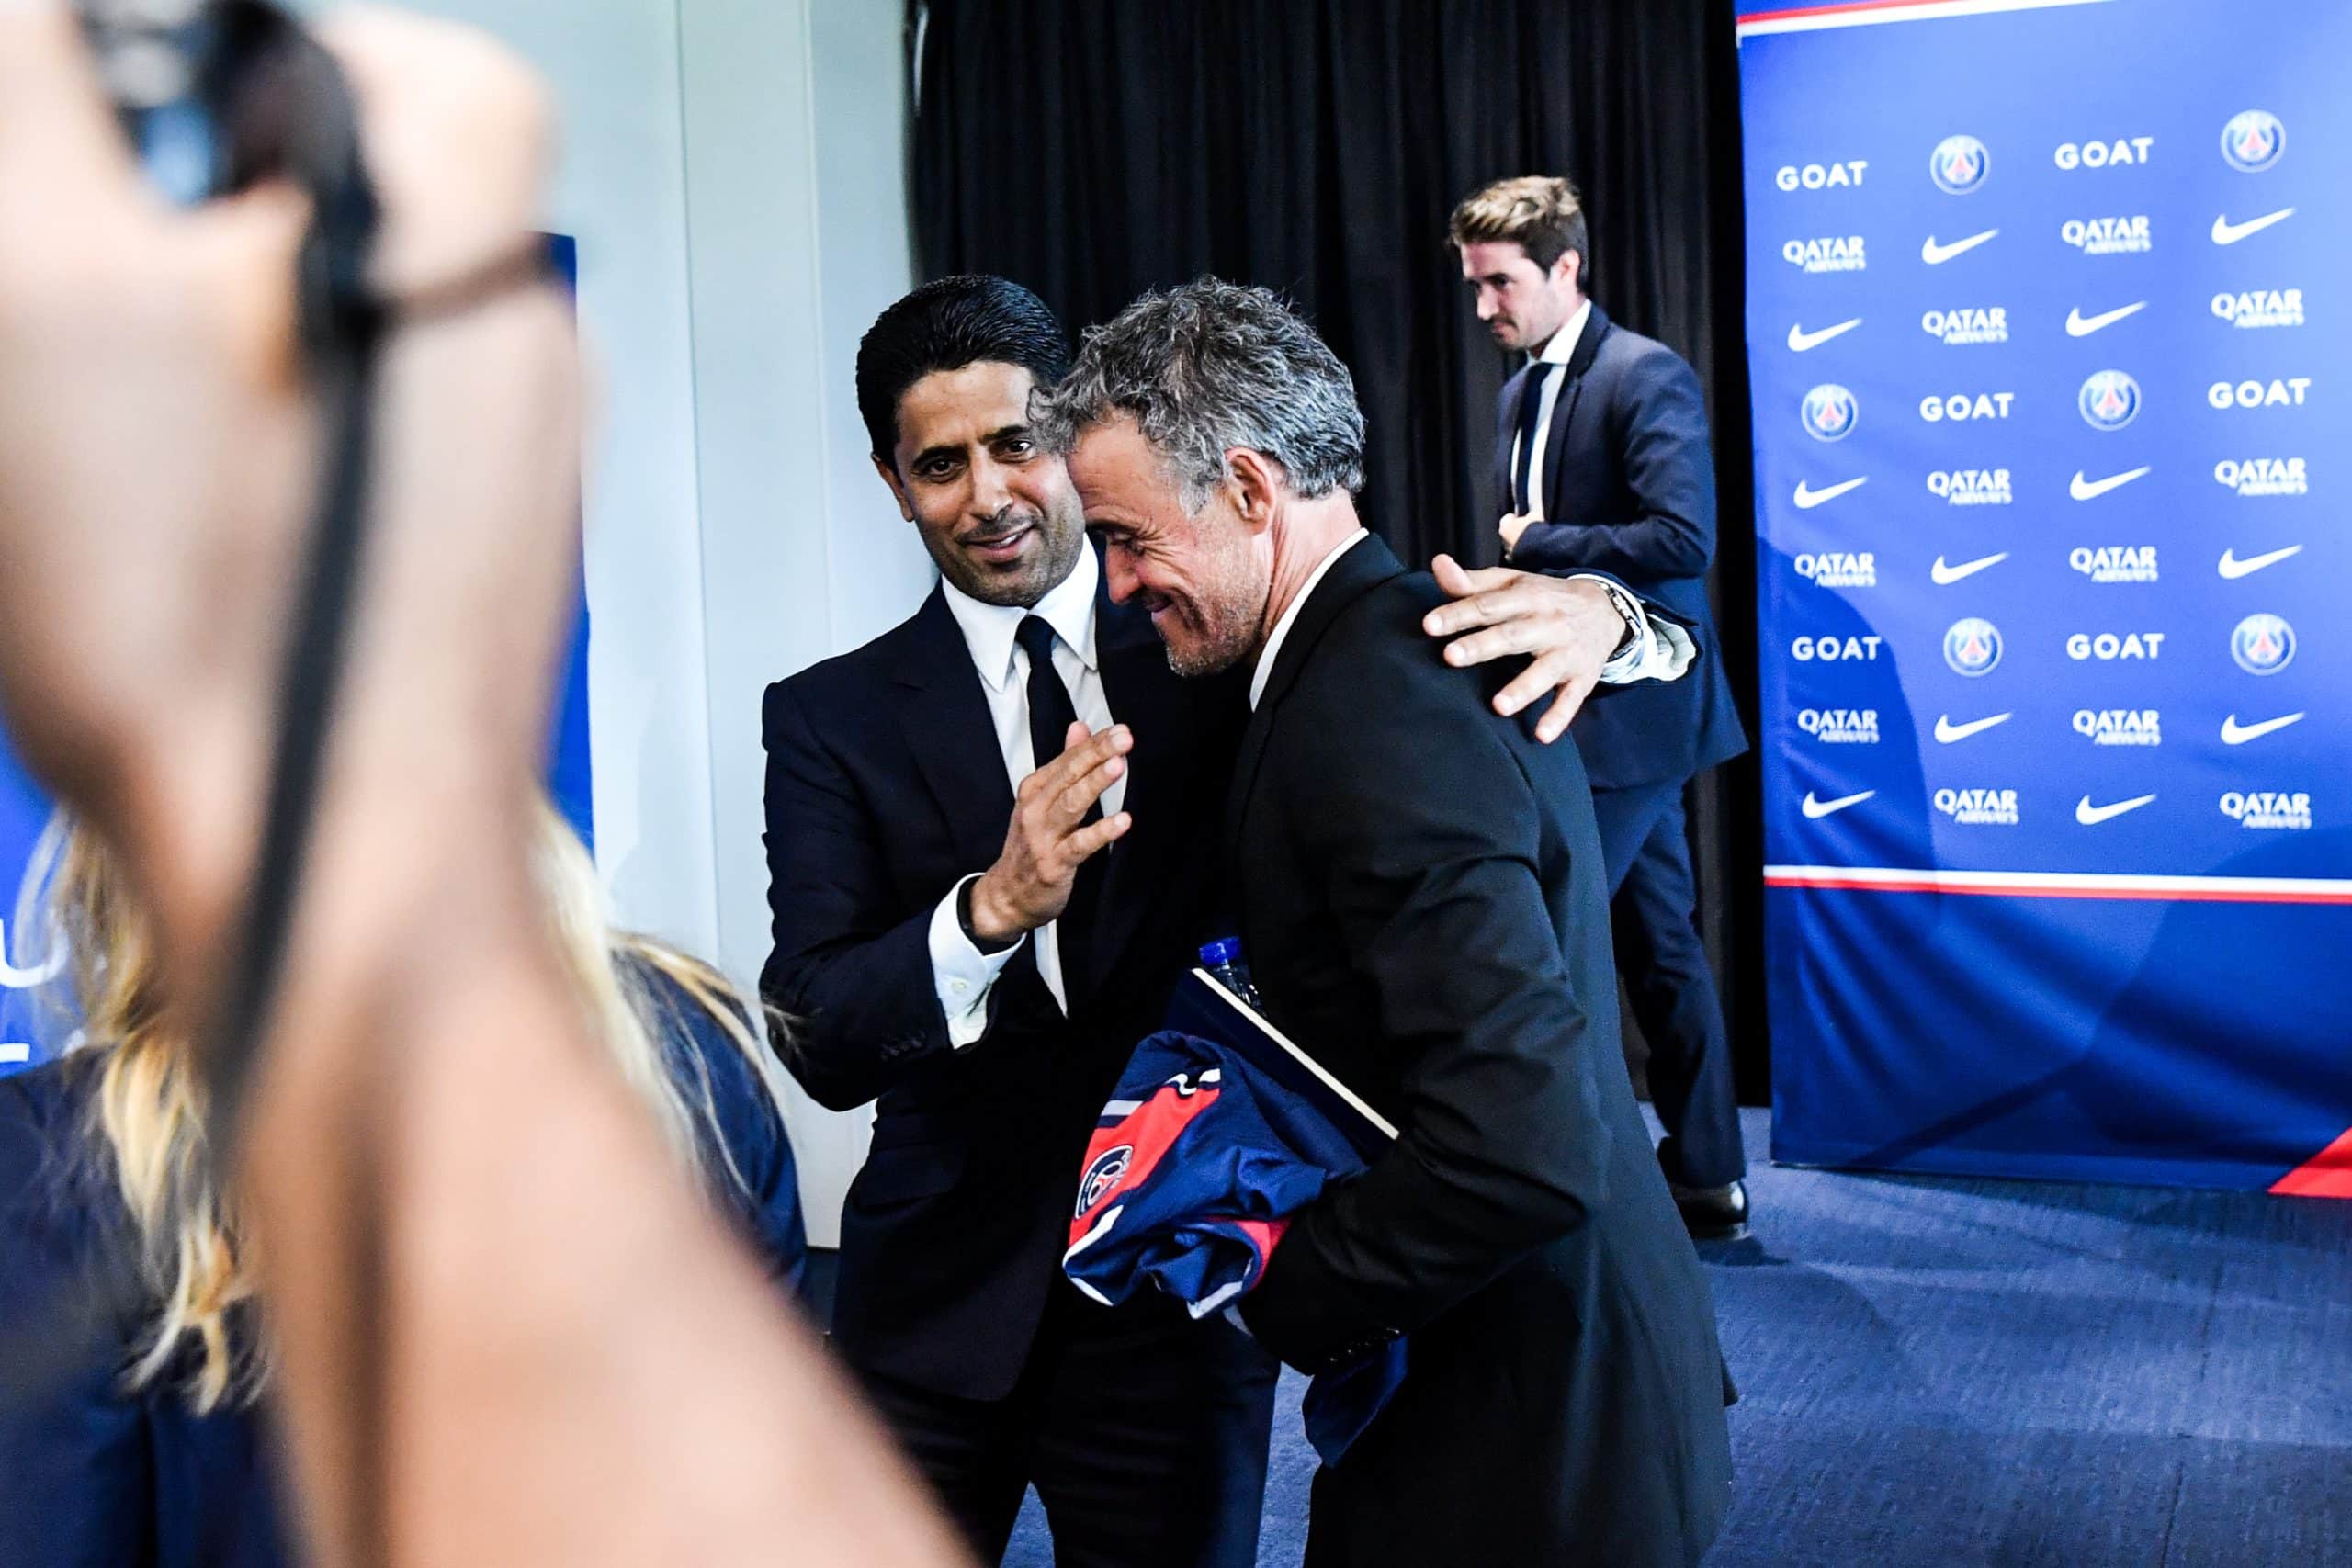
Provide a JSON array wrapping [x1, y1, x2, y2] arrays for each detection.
[[1589, 779, 1747, 1189], [854, 1283, 1279, 1567]]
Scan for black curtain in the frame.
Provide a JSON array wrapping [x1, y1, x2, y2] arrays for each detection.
[[910, 0, 1768, 1102]]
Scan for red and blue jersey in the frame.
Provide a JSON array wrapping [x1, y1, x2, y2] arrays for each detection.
[[1063, 1029, 1406, 1461]]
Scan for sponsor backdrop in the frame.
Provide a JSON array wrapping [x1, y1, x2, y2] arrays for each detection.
[[0, 235, 594, 1077], [1740, 0, 2352, 1192]]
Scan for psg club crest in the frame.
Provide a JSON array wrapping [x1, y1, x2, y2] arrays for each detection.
[[2232, 614, 2296, 675], [1076, 1144, 1134, 1219], [2221, 109, 2286, 174], [1943, 617, 2003, 677], [1929, 134, 1990, 195], [2078, 370, 2142, 431], [1802, 383, 1858, 442]]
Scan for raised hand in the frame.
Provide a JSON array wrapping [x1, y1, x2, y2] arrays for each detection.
[[0, 3, 577, 977], [0, 11, 971, 1567], [969, 720, 1134, 944]]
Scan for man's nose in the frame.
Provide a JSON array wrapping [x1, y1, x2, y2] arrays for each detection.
[[1476, 290, 1500, 321], [1103, 548, 1140, 604], [969, 456, 1014, 519]]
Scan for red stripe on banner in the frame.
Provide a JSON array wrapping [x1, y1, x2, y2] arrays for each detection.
[[1736, 0, 2111, 28], [1737, 0, 1957, 22], [2272, 1129, 2352, 1200], [1765, 872, 2352, 906]]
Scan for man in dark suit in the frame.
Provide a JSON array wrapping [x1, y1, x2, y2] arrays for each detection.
[[1040, 279, 1733, 1567], [762, 276, 1676, 1564], [1453, 175, 1754, 1239]]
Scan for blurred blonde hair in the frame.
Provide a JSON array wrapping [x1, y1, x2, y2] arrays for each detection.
[[39, 799, 792, 1413]]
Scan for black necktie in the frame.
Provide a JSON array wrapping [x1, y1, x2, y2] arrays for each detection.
[[1510, 362, 1553, 516], [1015, 615, 1102, 998]]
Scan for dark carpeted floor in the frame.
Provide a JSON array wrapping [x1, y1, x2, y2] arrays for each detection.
[[1002, 1107, 2352, 1566]]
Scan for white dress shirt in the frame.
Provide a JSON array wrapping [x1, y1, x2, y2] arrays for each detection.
[[926, 544, 1124, 1045], [1508, 297, 1593, 524]]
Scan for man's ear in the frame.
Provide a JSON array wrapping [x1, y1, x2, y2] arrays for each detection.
[[1226, 447, 1284, 536], [871, 452, 917, 524], [1554, 248, 1583, 295]]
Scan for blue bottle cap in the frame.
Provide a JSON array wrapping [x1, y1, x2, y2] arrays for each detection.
[[1198, 936, 1243, 967]]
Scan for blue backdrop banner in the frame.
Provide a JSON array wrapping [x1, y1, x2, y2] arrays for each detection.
[[1739, 0, 2352, 1193]]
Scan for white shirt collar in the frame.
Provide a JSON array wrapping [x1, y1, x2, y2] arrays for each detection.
[[940, 537, 1101, 693], [1250, 529, 1370, 710], [1528, 297, 1594, 371]]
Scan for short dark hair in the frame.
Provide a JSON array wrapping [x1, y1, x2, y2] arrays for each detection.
[[855, 275, 1070, 465], [1449, 175, 1589, 282]]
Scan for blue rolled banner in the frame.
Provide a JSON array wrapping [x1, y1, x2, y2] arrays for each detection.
[[1739, 0, 2352, 1192]]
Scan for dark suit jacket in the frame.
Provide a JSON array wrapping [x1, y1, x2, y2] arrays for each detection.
[[1229, 536, 1732, 1566], [0, 968, 807, 1568], [762, 569, 1247, 1401], [1498, 302, 1748, 791]]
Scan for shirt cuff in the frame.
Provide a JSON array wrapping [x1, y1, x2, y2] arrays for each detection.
[[929, 875, 1024, 1049], [1563, 575, 1657, 684], [1643, 616, 1698, 682]]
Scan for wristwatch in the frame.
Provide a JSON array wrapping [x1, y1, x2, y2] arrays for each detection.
[[1595, 580, 1645, 662], [957, 875, 1020, 954]]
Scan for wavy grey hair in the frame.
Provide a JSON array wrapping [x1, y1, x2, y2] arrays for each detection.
[[1033, 279, 1366, 513]]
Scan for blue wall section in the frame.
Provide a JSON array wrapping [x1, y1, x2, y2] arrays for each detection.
[[545, 232, 594, 847]]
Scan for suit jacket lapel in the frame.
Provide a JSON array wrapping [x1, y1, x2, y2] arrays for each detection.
[[1224, 536, 1409, 891], [1541, 304, 1611, 524], [893, 587, 1017, 877]]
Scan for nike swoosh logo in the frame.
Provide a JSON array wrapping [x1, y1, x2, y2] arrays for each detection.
[[2217, 544, 2301, 579], [1934, 713, 2012, 744], [1930, 552, 2008, 585], [2221, 712, 2305, 745], [1793, 477, 1868, 510], [2065, 301, 2147, 337], [2070, 466, 2152, 502], [2076, 794, 2157, 826], [1801, 789, 1876, 819], [1922, 229, 1998, 265], [1787, 318, 1863, 352], [2212, 208, 2295, 245]]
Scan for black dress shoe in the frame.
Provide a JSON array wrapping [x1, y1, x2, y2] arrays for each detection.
[[1668, 1178, 1749, 1243]]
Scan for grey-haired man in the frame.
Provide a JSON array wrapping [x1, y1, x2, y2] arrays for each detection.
[[1035, 280, 1734, 1568]]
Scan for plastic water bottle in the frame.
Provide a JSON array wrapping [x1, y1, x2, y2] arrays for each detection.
[[1198, 937, 1265, 1013]]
